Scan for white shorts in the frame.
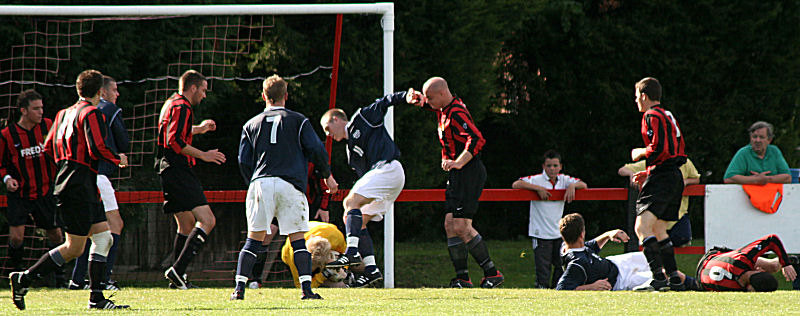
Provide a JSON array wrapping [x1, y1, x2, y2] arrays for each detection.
[[97, 175, 118, 212], [607, 252, 652, 291], [246, 177, 309, 235], [350, 160, 405, 222]]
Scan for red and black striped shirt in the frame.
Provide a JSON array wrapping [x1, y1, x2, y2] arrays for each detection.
[[156, 93, 195, 167], [0, 119, 56, 200], [698, 234, 791, 291], [641, 106, 686, 171], [427, 97, 485, 160], [306, 162, 330, 211], [44, 100, 120, 173]]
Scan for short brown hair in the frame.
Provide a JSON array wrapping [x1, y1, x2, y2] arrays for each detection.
[[102, 75, 116, 89], [559, 213, 585, 244], [262, 74, 287, 103], [750, 271, 778, 292], [17, 89, 42, 109], [749, 121, 774, 139], [635, 77, 661, 101], [76, 69, 104, 99], [321, 108, 347, 123], [542, 149, 561, 165], [179, 70, 206, 92]]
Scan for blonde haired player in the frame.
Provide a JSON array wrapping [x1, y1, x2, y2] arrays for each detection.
[[281, 221, 348, 288]]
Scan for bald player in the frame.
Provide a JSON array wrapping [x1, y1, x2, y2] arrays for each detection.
[[407, 77, 503, 288]]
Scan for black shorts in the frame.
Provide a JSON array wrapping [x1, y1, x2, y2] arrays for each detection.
[[445, 157, 486, 219], [6, 193, 60, 229], [56, 195, 106, 236], [159, 166, 208, 214], [636, 166, 683, 221]]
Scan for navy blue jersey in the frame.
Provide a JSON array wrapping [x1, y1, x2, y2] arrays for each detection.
[[96, 98, 129, 176], [238, 107, 331, 193], [555, 240, 619, 290], [346, 91, 404, 177]]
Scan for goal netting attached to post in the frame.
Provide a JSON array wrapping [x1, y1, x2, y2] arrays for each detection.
[[0, 3, 397, 288]]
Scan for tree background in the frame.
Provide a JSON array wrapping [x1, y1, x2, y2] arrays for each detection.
[[0, 0, 798, 243]]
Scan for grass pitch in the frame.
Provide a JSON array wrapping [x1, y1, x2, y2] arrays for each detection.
[[2, 287, 800, 315], [4, 239, 798, 314]]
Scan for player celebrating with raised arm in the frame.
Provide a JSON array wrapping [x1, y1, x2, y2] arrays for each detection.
[[157, 70, 225, 290], [10, 70, 129, 310], [320, 90, 412, 288], [628, 77, 689, 291], [407, 77, 503, 288], [0, 90, 64, 285], [233, 74, 337, 300]]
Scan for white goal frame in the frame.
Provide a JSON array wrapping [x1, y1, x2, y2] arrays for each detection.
[[0, 3, 399, 288]]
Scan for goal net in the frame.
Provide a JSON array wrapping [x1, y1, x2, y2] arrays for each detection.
[[0, 3, 397, 288]]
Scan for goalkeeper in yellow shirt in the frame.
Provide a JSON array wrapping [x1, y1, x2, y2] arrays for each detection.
[[282, 221, 348, 288]]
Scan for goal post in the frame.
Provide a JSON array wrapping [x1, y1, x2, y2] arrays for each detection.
[[0, 3, 398, 288]]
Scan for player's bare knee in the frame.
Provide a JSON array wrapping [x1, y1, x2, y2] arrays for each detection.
[[443, 219, 453, 233], [61, 243, 85, 259], [199, 215, 216, 231], [343, 195, 360, 211], [193, 207, 216, 231]]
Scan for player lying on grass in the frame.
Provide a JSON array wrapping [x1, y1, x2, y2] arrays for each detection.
[[555, 213, 697, 291], [696, 234, 797, 292]]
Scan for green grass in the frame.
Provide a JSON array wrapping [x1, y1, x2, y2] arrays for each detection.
[[4, 239, 798, 314], [394, 239, 797, 289], [3, 287, 800, 314]]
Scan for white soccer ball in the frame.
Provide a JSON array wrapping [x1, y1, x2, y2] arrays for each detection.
[[324, 267, 346, 282]]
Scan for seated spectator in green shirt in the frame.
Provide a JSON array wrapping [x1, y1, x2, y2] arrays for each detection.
[[723, 121, 791, 184]]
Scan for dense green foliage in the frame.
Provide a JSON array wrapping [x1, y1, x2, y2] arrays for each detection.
[[0, 0, 798, 241]]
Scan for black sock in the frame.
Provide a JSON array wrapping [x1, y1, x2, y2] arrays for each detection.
[[27, 248, 65, 286], [47, 241, 65, 286], [642, 236, 666, 280], [70, 243, 91, 286], [104, 233, 120, 282], [173, 233, 188, 263], [173, 227, 207, 276], [359, 228, 378, 274], [447, 237, 469, 280], [235, 238, 263, 292], [344, 209, 362, 256], [659, 239, 680, 283], [291, 239, 313, 295], [466, 234, 498, 277], [89, 258, 107, 302], [250, 251, 267, 283], [7, 241, 23, 270]]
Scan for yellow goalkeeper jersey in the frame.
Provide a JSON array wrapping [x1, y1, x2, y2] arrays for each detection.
[[281, 221, 346, 287]]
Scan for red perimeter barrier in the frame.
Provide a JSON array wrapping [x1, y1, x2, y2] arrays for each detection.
[[0, 184, 706, 205], [0, 185, 707, 254]]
